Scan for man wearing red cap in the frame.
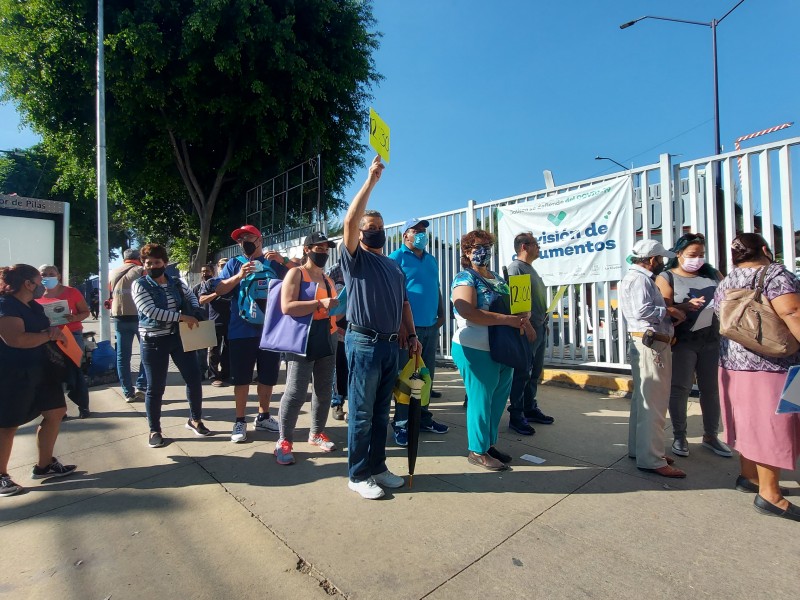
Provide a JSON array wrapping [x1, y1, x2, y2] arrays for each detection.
[[214, 225, 291, 442]]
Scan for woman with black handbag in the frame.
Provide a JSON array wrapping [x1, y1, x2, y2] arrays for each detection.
[[0, 264, 77, 497], [273, 233, 340, 465], [451, 230, 535, 471], [132, 244, 210, 448]]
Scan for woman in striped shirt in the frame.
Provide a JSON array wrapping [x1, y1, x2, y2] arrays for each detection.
[[132, 243, 210, 448]]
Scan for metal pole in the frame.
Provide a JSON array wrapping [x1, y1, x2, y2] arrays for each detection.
[[96, 0, 111, 342], [62, 201, 70, 285], [712, 20, 721, 156]]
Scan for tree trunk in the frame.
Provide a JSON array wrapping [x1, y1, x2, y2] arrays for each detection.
[[166, 123, 235, 272], [191, 210, 214, 272]]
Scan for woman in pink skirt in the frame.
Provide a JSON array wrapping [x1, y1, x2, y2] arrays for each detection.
[[715, 233, 800, 522]]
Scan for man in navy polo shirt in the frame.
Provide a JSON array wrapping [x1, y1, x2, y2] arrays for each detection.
[[389, 217, 448, 446], [214, 224, 290, 443], [341, 155, 421, 500]]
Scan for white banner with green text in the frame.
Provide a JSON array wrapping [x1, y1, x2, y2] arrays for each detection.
[[497, 176, 634, 285]]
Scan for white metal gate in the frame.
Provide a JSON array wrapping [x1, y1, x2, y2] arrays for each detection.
[[222, 136, 800, 371]]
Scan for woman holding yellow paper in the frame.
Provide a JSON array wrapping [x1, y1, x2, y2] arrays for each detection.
[[0, 264, 76, 497], [132, 244, 209, 448]]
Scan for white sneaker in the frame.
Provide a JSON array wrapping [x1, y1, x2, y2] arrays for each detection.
[[231, 421, 247, 443], [372, 469, 405, 489], [348, 477, 385, 500], [254, 414, 279, 432]]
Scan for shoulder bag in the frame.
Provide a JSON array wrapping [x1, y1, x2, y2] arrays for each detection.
[[718, 266, 800, 358], [467, 269, 531, 370]]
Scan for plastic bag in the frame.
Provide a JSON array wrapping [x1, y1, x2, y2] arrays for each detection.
[[393, 357, 431, 407]]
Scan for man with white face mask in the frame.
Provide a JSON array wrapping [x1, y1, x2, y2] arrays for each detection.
[[655, 233, 731, 459]]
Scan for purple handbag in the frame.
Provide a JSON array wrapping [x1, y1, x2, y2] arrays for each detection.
[[259, 278, 317, 355]]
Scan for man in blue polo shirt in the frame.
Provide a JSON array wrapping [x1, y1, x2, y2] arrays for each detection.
[[214, 224, 290, 443], [389, 217, 448, 446], [341, 155, 421, 500]]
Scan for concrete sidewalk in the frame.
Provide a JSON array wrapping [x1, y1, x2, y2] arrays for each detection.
[[2, 365, 798, 600]]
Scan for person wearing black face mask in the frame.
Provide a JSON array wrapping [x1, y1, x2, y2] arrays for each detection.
[[132, 243, 209, 448], [214, 225, 291, 442], [340, 155, 421, 500], [272, 232, 340, 465], [619, 240, 687, 479]]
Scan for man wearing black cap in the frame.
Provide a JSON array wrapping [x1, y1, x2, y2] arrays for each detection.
[[214, 224, 291, 443], [341, 155, 421, 499], [388, 217, 448, 446]]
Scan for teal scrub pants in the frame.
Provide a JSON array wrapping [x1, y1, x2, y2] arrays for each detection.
[[452, 342, 513, 454]]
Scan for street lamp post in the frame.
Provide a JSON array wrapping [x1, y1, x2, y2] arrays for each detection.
[[620, 0, 746, 271], [594, 156, 631, 172], [620, 0, 745, 158]]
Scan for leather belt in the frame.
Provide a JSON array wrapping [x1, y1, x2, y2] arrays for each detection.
[[348, 323, 399, 342], [630, 331, 675, 345]]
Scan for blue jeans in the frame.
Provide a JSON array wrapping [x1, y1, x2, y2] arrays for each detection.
[[345, 330, 398, 482], [115, 319, 147, 397], [331, 339, 347, 407], [393, 324, 439, 429], [508, 323, 546, 420], [140, 332, 203, 433], [65, 331, 89, 411]]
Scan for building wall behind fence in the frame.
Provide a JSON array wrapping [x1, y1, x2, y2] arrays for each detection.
[[215, 137, 800, 371]]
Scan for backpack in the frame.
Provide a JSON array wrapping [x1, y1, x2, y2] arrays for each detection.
[[236, 256, 278, 326]]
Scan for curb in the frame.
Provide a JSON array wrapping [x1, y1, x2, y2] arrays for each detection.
[[541, 368, 632, 397]]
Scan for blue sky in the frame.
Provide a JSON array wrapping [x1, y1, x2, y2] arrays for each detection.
[[2, 0, 799, 231]]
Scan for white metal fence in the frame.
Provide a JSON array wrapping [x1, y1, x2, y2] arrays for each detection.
[[218, 136, 800, 371]]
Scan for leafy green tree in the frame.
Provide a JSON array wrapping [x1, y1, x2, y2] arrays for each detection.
[[0, 0, 380, 270]]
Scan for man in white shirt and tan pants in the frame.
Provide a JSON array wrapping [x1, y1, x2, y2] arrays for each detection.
[[619, 240, 687, 478]]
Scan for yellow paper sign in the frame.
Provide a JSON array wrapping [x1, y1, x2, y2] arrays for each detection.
[[547, 285, 569, 315], [369, 107, 390, 163], [509, 275, 532, 314]]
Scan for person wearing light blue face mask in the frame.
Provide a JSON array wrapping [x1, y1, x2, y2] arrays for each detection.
[[388, 217, 449, 446], [37, 264, 92, 418]]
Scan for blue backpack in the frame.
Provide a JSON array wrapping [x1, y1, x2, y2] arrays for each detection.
[[236, 256, 277, 326]]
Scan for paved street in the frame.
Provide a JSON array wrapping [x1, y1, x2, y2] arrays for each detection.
[[2, 353, 798, 599]]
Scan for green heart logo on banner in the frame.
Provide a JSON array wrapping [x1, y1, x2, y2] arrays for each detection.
[[547, 211, 567, 226]]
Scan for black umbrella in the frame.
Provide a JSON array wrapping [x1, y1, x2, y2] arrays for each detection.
[[406, 354, 425, 488]]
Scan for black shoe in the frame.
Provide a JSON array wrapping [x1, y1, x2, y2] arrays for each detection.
[[737, 476, 791, 496], [148, 432, 165, 448], [31, 458, 77, 479], [185, 419, 211, 437], [753, 494, 800, 522], [429, 389, 442, 398], [78, 408, 91, 419], [735, 475, 759, 493], [487, 446, 512, 464], [524, 408, 554, 425], [509, 418, 535, 436]]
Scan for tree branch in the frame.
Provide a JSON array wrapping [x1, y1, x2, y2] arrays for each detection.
[[180, 138, 207, 210], [164, 124, 203, 218], [205, 136, 236, 216]]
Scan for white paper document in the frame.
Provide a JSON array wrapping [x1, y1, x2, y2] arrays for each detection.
[[690, 300, 715, 332], [179, 320, 217, 352], [520, 454, 546, 465], [42, 300, 71, 325]]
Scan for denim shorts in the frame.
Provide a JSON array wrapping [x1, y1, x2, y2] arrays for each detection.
[[228, 337, 280, 386]]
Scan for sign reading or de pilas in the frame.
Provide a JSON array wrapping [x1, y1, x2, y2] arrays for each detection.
[[0, 194, 66, 215]]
